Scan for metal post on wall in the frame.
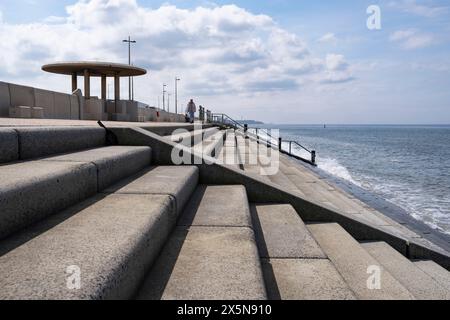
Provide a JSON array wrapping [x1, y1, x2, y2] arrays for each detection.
[[279, 138, 282, 152]]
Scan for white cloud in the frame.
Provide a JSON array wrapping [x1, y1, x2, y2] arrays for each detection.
[[389, 0, 449, 17], [0, 0, 354, 105], [390, 29, 436, 49], [317, 33, 337, 44]]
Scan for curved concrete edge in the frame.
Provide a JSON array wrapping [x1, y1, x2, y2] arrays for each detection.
[[103, 165, 199, 216], [0, 128, 19, 163], [14, 126, 106, 160], [108, 126, 450, 271]]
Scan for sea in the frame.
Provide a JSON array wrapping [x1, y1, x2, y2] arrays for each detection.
[[263, 124, 450, 235]]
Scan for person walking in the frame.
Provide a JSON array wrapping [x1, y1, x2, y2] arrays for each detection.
[[186, 99, 197, 124]]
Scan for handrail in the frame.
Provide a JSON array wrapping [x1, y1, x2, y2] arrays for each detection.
[[210, 112, 317, 166], [211, 113, 246, 130]]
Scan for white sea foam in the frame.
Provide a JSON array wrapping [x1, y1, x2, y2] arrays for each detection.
[[317, 158, 450, 235], [318, 158, 361, 187]]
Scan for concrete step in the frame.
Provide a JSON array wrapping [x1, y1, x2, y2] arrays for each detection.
[[0, 146, 151, 240], [361, 242, 450, 300], [413, 260, 450, 292], [137, 185, 267, 300], [266, 171, 305, 195], [251, 204, 326, 259], [13, 126, 106, 160], [0, 165, 200, 299], [192, 130, 225, 157], [0, 193, 176, 299], [0, 128, 19, 163], [307, 223, 415, 300], [43, 146, 152, 191], [218, 132, 242, 167], [167, 127, 219, 146], [251, 204, 355, 300], [261, 259, 356, 300], [104, 166, 199, 216]]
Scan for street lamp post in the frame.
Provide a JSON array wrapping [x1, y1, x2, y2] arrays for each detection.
[[175, 77, 181, 114], [163, 84, 167, 111], [122, 36, 136, 101], [168, 93, 171, 113]]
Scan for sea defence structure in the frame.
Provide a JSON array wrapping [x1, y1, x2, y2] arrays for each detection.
[[0, 119, 450, 300], [0, 61, 185, 123]]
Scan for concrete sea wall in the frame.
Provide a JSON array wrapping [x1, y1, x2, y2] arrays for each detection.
[[0, 81, 185, 123]]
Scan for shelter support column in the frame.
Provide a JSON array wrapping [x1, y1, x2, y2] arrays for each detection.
[[83, 69, 90, 99], [71, 73, 78, 93], [114, 75, 120, 101], [101, 75, 107, 100]]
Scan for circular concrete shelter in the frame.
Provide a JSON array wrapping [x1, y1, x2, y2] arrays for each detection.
[[42, 61, 147, 100]]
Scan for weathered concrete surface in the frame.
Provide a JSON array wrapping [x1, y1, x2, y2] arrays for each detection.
[[307, 223, 415, 300], [9, 106, 32, 118], [267, 171, 303, 194], [361, 242, 450, 299], [0, 128, 19, 163], [168, 127, 220, 146], [43, 146, 152, 191], [137, 226, 267, 300], [414, 260, 450, 291], [0, 194, 175, 300], [178, 185, 252, 227], [0, 161, 97, 240], [107, 127, 450, 270], [251, 204, 326, 259], [16, 126, 106, 160], [9, 84, 35, 108], [34, 88, 55, 118], [104, 166, 199, 215], [193, 130, 225, 157], [262, 259, 356, 300]]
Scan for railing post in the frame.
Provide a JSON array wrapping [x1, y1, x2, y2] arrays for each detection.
[[311, 150, 316, 165], [244, 124, 248, 139], [199, 106, 204, 122], [256, 128, 259, 144], [289, 141, 292, 155], [278, 138, 282, 151]]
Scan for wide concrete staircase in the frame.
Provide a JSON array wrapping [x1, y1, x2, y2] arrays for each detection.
[[0, 125, 449, 300]]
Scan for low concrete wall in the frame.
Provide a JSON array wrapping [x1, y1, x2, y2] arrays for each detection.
[[138, 107, 186, 123], [0, 81, 80, 120], [0, 81, 188, 123], [35, 88, 56, 118], [9, 84, 35, 109], [53, 92, 72, 119]]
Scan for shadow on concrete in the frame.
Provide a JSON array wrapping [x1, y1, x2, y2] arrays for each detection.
[[249, 204, 281, 300], [177, 185, 206, 227], [133, 186, 206, 299], [133, 227, 189, 300]]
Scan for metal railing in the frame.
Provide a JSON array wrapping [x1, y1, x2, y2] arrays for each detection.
[[210, 113, 317, 166], [211, 113, 246, 130]]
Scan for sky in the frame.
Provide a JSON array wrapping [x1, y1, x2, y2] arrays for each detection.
[[0, 0, 449, 124]]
